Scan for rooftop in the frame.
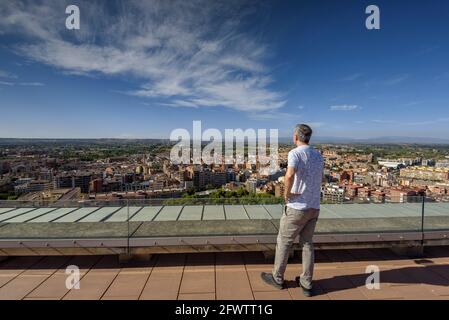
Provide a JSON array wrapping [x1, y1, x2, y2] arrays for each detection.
[[1, 198, 448, 301], [1, 247, 449, 300]]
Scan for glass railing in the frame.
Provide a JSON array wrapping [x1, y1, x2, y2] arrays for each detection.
[[0, 199, 129, 240], [0, 196, 448, 242], [423, 196, 449, 232]]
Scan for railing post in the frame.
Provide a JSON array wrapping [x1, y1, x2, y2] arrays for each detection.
[[127, 199, 130, 255], [421, 196, 425, 245]]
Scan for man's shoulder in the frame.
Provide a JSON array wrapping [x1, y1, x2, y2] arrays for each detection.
[[314, 149, 324, 159], [310, 148, 324, 165], [289, 146, 323, 159], [310, 147, 323, 157], [288, 146, 301, 157]]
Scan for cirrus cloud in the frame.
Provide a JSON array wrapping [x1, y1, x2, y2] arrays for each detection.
[[329, 105, 360, 111], [0, 0, 285, 113]]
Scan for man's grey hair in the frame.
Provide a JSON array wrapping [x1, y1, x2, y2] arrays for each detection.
[[294, 124, 313, 143]]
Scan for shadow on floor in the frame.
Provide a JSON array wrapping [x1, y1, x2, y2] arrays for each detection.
[[283, 263, 449, 296]]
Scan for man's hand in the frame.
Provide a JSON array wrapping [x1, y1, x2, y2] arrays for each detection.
[[284, 192, 293, 204], [284, 166, 296, 204]]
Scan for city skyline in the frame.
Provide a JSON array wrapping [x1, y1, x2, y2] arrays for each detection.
[[1, 0, 449, 139]]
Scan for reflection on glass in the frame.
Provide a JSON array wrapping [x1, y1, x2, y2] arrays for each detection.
[[0, 196, 448, 241]]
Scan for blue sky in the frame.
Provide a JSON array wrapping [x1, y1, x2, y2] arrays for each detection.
[[0, 0, 448, 139]]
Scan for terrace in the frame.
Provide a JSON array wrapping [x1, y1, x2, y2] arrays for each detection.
[[1, 248, 449, 300], [1, 197, 449, 300]]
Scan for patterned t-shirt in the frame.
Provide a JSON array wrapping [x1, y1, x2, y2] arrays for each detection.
[[286, 145, 324, 210]]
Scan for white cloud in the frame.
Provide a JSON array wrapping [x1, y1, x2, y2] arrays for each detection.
[[0, 68, 43, 86], [0, 0, 285, 113], [371, 118, 449, 126], [330, 105, 360, 111], [0, 80, 44, 86], [365, 74, 410, 87], [383, 74, 410, 85], [158, 100, 200, 108], [372, 119, 397, 124], [340, 73, 362, 81], [403, 101, 424, 107], [248, 111, 297, 121], [0, 69, 18, 79], [19, 82, 45, 86]]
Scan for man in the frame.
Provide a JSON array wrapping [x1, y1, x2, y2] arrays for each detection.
[[261, 124, 324, 297]]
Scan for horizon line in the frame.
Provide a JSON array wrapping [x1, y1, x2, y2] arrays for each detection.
[[1, 136, 449, 145]]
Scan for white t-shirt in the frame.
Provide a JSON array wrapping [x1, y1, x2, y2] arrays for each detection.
[[286, 145, 324, 210]]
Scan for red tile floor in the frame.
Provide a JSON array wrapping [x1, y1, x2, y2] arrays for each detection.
[[1, 246, 449, 300]]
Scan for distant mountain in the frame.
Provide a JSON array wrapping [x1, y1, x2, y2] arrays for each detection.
[[1, 136, 449, 146], [0, 138, 171, 146], [358, 136, 449, 144], [305, 136, 449, 145]]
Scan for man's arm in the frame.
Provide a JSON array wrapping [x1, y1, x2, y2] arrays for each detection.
[[284, 166, 296, 204]]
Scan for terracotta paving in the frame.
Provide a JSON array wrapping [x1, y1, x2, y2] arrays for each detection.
[[1, 247, 449, 300]]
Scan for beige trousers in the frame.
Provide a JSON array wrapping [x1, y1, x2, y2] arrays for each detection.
[[272, 206, 319, 289]]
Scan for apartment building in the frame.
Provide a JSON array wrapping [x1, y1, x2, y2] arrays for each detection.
[[400, 167, 449, 182]]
